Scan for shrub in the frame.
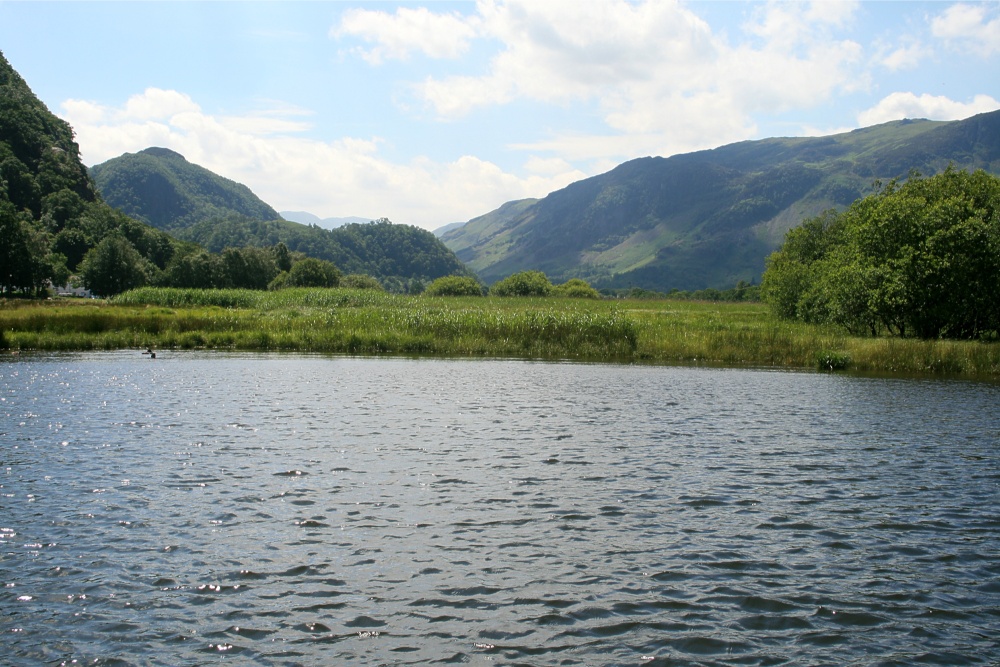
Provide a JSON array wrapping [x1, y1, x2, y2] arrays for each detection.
[[287, 258, 341, 288], [424, 275, 484, 297], [340, 274, 383, 291], [268, 271, 291, 290], [553, 278, 601, 299], [491, 270, 552, 297], [816, 350, 850, 371]]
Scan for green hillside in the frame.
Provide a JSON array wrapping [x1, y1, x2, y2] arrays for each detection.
[[90, 147, 281, 230], [179, 215, 474, 288], [442, 111, 1000, 291], [91, 147, 474, 288], [0, 50, 180, 295]]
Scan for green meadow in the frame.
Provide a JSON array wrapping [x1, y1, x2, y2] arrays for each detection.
[[2, 287, 998, 378]]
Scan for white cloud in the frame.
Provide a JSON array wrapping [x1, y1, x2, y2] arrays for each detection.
[[931, 3, 1000, 56], [357, 0, 868, 162], [124, 88, 201, 120], [334, 6, 479, 64], [59, 89, 581, 229], [877, 37, 928, 71], [858, 92, 1000, 126]]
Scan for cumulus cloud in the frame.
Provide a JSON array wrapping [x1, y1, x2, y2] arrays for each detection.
[[60, 89, 582, 229], [931, 3, 1000, 56], [338, 0, 867, 160], [334, 6, 479, 64], [876, 38, 928, 71], [858, 92, 1000, 126]]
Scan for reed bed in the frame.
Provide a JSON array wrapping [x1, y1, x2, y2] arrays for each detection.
[[3, 290, 998, 377]]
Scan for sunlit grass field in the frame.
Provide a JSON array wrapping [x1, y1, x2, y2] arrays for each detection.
[[2, 287, 998, 378]]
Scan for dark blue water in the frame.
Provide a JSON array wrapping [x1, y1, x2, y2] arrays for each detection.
[[2, 352, 999, 666]]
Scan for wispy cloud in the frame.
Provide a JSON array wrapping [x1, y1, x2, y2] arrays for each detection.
[[334, 6, 480, 64]]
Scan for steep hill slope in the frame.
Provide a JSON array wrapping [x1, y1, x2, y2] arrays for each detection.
[[90, 147, 281, 231], [0, 50, 178, 294], [442, 111, 1000, 291]]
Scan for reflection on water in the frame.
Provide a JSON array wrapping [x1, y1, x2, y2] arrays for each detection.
[[2, 352, 999, 665]]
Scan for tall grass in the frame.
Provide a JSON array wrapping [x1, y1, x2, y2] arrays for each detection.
[[3, 289, 998, 377], [3, 289, 637, 360]]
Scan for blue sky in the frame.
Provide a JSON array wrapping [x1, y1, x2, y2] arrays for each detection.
[[2, 1, 998, 230]]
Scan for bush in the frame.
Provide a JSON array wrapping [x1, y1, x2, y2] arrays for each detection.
[[491, 270, 553, 297], [268, 271, 291, 291], [424, 275, 484, 297], [340, 274, 383, 291], [816, 350, 850, 371], [287, 258, 341, 288], [553, 278, 601, 299]]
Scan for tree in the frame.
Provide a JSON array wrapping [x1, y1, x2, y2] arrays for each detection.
[[424, 275, 483, 296], [161, 250, 227, 288], [222, 246, 280, 289], [762, 168, 1000, 339], [78, 235, 152, 297], [287, 257, 341, 287], [490, 270, 553, 297], [272, 242, 292, 272]]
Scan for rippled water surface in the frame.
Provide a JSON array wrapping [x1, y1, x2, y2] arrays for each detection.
[[2, 352, 999, 666]]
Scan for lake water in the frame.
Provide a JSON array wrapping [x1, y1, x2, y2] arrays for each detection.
[[1, 352, 998, 666]]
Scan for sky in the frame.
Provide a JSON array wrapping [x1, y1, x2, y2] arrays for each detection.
[[1, 1, 998, 231]]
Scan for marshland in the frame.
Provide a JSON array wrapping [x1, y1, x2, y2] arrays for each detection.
[[3, 288, 998, 378]]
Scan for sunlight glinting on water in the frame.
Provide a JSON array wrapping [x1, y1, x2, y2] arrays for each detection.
[[1, 352, 999, 665]]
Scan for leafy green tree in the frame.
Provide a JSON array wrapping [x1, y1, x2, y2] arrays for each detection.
[[161, 250, 227, 288], [52, 226, 90, 271], [223, 246, 280, 289], [0, 202, 36, 294], [272, 242, 292, 272], [762, 168, 1000, 339], [287, 257, 341, 287], [490, 270, 553, 297], [78, 235, 152, 297]]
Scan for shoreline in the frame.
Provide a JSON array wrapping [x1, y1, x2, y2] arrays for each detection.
[[2, 289, 998, 379]]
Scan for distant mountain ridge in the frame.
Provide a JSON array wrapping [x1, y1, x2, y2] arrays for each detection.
[[90, 147, 281, 231], [280, 211, 372, 229], [442, 111, 1000, 291]]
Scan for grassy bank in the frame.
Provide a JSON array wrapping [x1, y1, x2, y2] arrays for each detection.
[[2, 288, 998, 378]]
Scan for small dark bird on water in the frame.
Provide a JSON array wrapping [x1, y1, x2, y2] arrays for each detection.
[[143, 348, 156, 359]]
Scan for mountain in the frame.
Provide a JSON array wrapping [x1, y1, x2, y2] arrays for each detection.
[[280, 211, 371, 229], [442, 111, 1000, 291], [0, 50, 179, 294], [90, 147, 473, 287], [90, 147, 281, 231], [432, 221, 466, 237]]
